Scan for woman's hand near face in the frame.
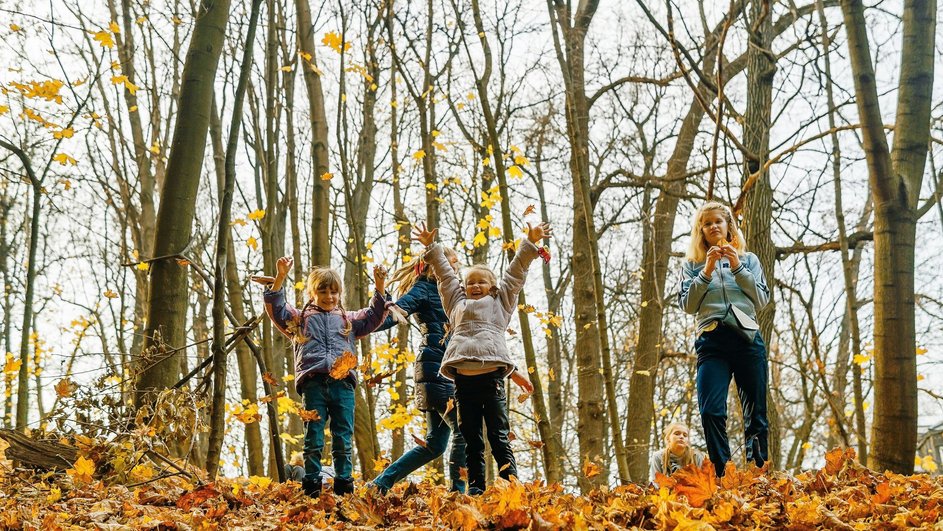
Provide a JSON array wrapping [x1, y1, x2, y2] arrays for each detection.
[[703, 246, 723, 278], [722, 244, 740, 269]]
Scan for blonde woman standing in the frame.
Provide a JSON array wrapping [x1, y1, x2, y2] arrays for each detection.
[[678, 202, 770, 476]]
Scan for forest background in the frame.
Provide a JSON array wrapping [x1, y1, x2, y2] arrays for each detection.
[[0, 0, 941, 494]]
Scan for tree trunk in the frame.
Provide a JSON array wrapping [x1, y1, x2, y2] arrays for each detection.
[[296, 0, 332, 266], [841, 0, 935, 473], [135, 0, 232, 410], [206, 0, 262, 480]]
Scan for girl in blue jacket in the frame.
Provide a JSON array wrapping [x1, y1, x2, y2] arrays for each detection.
[[261, 256, 388, 497], [370, 247, 467, 494], [678, 201, 770, 476]]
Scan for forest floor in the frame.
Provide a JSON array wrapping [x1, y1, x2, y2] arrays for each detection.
[[0, 446, 941, 530]]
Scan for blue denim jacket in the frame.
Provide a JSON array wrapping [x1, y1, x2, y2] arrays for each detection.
[[376, 277, 454, 411], [678, 253, 770, 334], [263, 287, 388, 391]]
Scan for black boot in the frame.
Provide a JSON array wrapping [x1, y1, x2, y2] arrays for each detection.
[[301, 477, 322, 498], [333, 476, 354, 495]]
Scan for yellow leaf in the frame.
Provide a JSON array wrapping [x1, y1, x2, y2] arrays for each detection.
[[507, 165, 523, 179], [412, 149, 426, 161], [230, 218, 246, 227], [67, 455, 95, 484], [321, 31, 351, 53], [53, 153, 77, 166], [916, 347, 928, 355], [472, 231, 487, 248], [294, 281, 305, 290], [852, 353, 871, 366], [514, 154, 530, 166], [247, 209, 266, 221], [103, 289, 118, 299], [136, 16, 146, 25], [46, 486, 61, 503], [0, 105, 9, 115], [247, 236, 258, 251], [135, 262, 150, 271], [280, 65, 293, 72], [93, 30, 114, 48], [279, 432, 300, 444], [109, 21, 120, 33], [299, 51, 312, 61], [249, 475, 272, 489], [171, 16, 182, 25], [10, 24, 22, 32], [320, 172, 333, 181], [3, 355, 21, 375], [149, 141, 160, 154], [917, 374, 925, 381]]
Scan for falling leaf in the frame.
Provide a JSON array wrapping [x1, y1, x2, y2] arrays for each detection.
[[55, 378, 75, 398], [298, 409, 321, 422], [321, 31, 351, 53], [262, 372, 279, 386], [412, 149, 426, 161], [103, 289, 118, 299], [527, 440, 545, 449], [582, 458, 601, 478], [517, 392, 531, 404], [247, 236, 258, 251], [320, 172, 333, 181], [93, 30, 115, 48], [411, 433, 427, 448], [329, 351, 357, 380], [523, 205, 536, 216], [135, 262, 150, 271], [3, 356, 21, 375], [10, 24, 22, 32], [507, 165, 523, 179], [53, 153, 77, 166], [444, 398, 455, 415], [53, 127, 74, 139], [149, 141, 160, 155]]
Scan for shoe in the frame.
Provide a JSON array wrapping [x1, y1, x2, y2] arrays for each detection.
[[301, 477, 322, 498], [334, 476, 355, 495], [466, 486, 484, 496]]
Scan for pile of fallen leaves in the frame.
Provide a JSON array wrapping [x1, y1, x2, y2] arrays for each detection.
[[1, 447, 941, 529]]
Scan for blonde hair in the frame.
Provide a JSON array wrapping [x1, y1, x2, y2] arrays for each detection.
[[685, 201, 747, 262], [389, 248, 458, 297], [464, 265, 498, 296], [661, 422, 698, 472], [305, 267, 351, 336]]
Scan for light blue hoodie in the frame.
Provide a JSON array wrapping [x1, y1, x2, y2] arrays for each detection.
[[678, 253, 770, 335]]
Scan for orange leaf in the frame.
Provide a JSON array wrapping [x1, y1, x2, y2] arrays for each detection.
[[444, 397, 455, 416], [824, 447, 855, 475], [582, 457, 601, 478], [671, 460, 717, 508], [262, 372, 280, 386], [55, 378, 75, 398], [67, 455, 95, 484], [522, 204, 536, 216], [298, 409, 321, 422], [527, 440, 545, 449], [176, 484, 221, 511], [329, 351, 357, 380]]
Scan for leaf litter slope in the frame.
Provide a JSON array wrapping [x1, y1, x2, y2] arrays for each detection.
[[1, 448, 942, 529]]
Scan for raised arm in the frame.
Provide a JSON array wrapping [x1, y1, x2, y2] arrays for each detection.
[[498, 222, 552, 312], [350, 265, 391, 338], [732, 254, 770, 310], [374, 283, 424, 333], [263, 287, 302, 339], [424, 243, 464, 315]]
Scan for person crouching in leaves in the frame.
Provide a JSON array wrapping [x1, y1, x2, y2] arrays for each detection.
[[413, 221, 550, 495], [369, 248, 467, 494], [649, 422, 705, 487], [678, 201, 770, 476], [255, 257, 389, 497]]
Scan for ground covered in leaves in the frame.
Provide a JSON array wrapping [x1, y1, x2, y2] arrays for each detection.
[[1, 448, 942, 529]]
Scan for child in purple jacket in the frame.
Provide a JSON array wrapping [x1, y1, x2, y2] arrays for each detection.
[[260, 256, 389, 497]]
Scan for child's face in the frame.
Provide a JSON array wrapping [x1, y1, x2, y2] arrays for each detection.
[[313, 285, 340, 311], [666, 426, 690, 456], [700, 210, 729, 246], [465, 271, 493, 300]]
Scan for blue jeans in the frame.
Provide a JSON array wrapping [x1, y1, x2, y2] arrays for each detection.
[[695, 325, 769, 476], [300, 374, 355, 482], [373, 405, 466, 493]]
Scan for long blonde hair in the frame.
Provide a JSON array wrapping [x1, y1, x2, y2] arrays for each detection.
[[661, 422, 698, 471], [685, 201, 747, 262], [389, 248, 458, 297], [305, 267, 351, 336]]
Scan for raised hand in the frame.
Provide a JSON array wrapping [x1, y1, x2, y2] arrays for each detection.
[[526, 221, 553, 244], [276, 256, 293, 277], [411, 221, 438, 247], [373, 265, 388, 294]]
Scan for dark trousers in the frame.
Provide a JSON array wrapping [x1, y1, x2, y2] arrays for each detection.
[[454, 370, 516, 494], [695, 325, 769, 476]]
